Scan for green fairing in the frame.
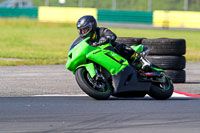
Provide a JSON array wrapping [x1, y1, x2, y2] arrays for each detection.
[[130, 45, 163, 72], [87, 47, 129, 75], [151, 67, 164, 72], [131, 45, 143, 53], [66, 37, 129, 77], [66, 37, 96, 74], [77, 63, 96, 78]]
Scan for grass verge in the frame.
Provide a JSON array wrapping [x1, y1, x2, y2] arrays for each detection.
[[0, 18, 199, 66]]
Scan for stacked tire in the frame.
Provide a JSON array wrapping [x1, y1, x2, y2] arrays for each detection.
[[116, 37, 186, 83], [116, 37, 146, 46], [142, 38, 186, 83]]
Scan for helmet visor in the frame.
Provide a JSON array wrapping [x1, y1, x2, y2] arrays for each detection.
[[80, 27, 89, 34], [77, 23, 92, 37]]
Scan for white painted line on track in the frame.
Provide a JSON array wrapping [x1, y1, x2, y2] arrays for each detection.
[[34, 94, 87, 97], [33, 91, 200, 98], [172, 92, 187, 97]]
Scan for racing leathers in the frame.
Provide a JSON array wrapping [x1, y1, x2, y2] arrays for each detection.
[[88, 27, 140, 63]]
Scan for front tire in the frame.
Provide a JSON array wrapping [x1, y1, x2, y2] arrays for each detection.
[[75, 67, 112, 100], [148, 73, 174, 100]]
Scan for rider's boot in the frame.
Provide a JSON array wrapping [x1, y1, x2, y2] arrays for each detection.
[[139, 57, 151, 71], [130, 51, 151, 71]]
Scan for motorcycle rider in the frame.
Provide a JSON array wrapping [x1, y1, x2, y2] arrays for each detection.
[[76, 15, 150, 70]]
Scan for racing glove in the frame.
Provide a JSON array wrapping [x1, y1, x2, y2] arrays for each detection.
[[92, 37, 109, 47]]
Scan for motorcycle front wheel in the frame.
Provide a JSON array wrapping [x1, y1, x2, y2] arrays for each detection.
[[75, 67, 112, 100]]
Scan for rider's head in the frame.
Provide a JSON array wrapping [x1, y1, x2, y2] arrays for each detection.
[[76, 15, 97, 38]]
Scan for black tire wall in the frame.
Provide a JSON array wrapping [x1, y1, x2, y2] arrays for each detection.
[[116, 37, 146, 46], [142, 38, 186, 83], [116, 37, 186, 83], [164, 70, 186, 83], [146, 56, 186, 70], [142, 38, 186, 56]]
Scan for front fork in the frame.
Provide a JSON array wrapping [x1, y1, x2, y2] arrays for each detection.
[[77, 62, 109, 83], [87, 64, 108, 90]]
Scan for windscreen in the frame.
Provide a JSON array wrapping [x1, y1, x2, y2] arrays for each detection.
[[69, 36, 83, 51]]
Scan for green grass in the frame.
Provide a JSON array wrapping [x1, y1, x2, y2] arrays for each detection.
[[0, 18, 199, 66], [0, 18, 77, 65]]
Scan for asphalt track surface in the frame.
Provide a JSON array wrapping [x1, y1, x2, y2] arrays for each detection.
[[0, 96, 200, 133], [0, 63, 200, 133], [0, 63, 199, 96], [1, 23, 200, 133]]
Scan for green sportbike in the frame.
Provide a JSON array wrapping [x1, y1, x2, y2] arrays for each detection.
[[66, 37, 174, 100]]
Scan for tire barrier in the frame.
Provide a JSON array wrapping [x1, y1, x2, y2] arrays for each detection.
[[116, 37, 146, 46], [164, 70, 186, 83], [146, 56, 186, 70], [142, 38, 186, 83], [117, 37, 186, 83], [141, 38, 186, 55]]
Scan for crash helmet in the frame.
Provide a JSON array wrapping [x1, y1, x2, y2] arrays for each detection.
[[76, 15, 97, 38]]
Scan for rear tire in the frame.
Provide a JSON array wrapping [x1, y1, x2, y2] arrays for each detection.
[[148, 73, 174, 100], [75, 68, 111, 100]]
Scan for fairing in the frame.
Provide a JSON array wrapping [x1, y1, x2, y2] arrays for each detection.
[[66, 37, 129, 76]]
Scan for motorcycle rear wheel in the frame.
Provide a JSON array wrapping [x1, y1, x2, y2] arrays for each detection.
[[75, 67, 112, 100], [148, 74, 174, 100]]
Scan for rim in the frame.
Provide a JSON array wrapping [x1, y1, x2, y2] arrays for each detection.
[[82, 69, 110, 94], [159, 74, 171, 91]]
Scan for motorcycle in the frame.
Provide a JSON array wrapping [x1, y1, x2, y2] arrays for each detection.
[[66, 37, 174, 100]]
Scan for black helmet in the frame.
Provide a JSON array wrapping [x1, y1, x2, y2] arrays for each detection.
[[76, 15, 97, 38]]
